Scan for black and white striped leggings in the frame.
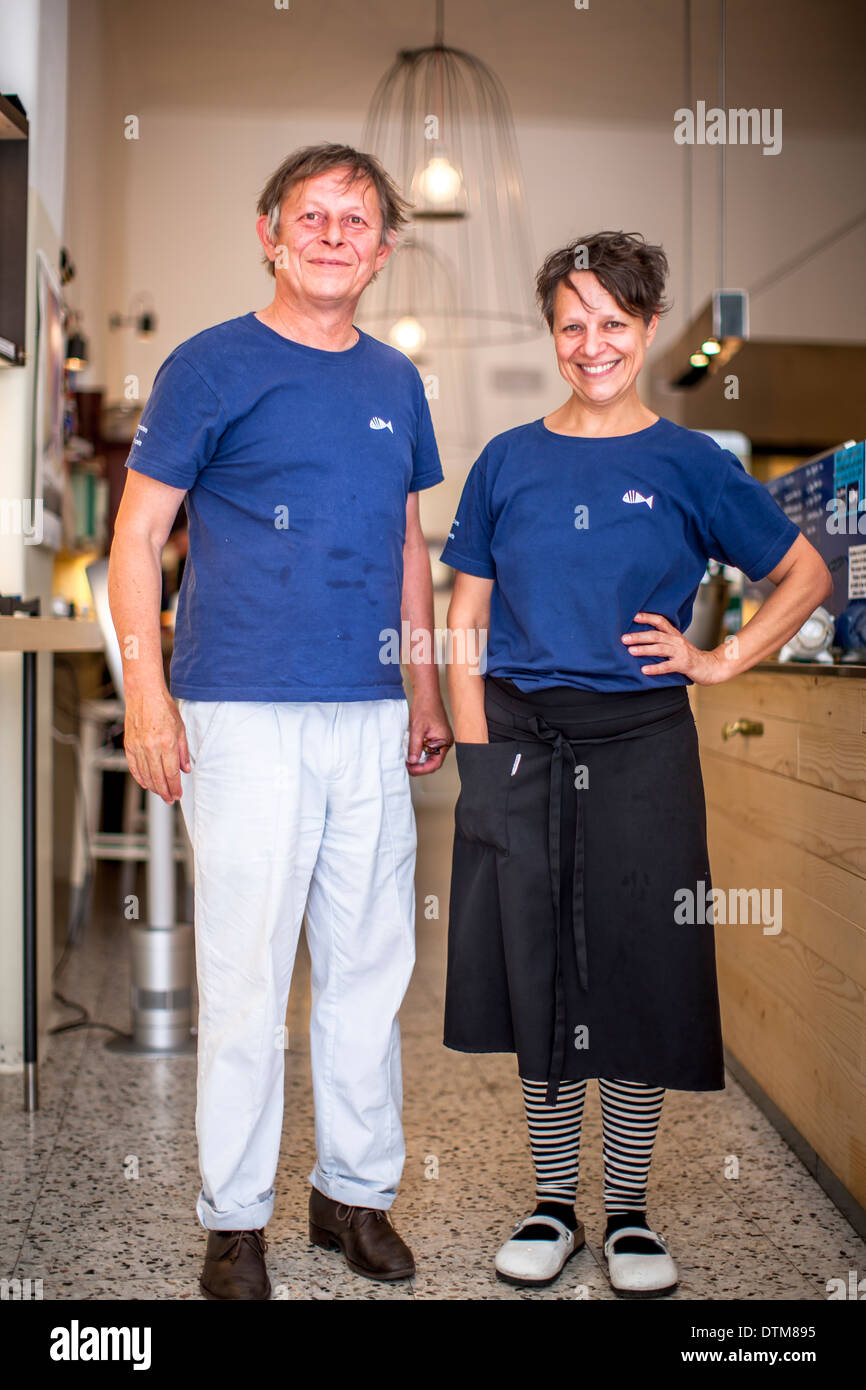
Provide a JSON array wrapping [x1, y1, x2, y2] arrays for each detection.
[[522, 1077, 665, 1212]]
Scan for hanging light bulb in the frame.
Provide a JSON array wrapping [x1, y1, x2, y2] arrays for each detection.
[[388, 315, 427, 357], [64, 312, 89, 371], [414, 155, 463, 209], [361, 3, 540, 347]]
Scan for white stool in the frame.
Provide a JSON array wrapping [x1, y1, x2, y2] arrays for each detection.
[[68, 695, 194, 927]]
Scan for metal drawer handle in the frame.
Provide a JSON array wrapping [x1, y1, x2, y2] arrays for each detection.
[[722, 718, 764, 741]]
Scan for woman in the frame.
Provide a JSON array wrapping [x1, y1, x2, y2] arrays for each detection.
[[440, 231, 831, 1297]]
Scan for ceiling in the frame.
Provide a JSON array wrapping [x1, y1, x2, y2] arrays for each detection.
[[96, 0, 866, 135]]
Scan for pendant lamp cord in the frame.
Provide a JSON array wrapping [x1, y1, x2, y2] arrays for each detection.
[[683, 0, 692, 323], [718, 0, 726, 288]]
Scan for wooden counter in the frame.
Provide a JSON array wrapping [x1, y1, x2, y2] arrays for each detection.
[[692, 665, 866, 1223], [0, 615, 105, 1110], [0, 616, 103, 652]]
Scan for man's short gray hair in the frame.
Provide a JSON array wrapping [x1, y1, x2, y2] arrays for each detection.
[[257, 143, 412, 277]]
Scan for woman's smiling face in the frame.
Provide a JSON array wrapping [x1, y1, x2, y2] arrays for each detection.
[[551, 270, 659, 409]]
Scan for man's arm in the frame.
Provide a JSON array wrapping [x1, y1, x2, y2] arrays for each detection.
[[401, 491, 453, 775], [108, 469, 191, 802]]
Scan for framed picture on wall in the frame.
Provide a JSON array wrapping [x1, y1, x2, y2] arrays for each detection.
[[32, 249, 65, 550]]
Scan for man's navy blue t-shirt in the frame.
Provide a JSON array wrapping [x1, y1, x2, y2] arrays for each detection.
[[125, 313, 443, 701], [439, 416, 801, 693]]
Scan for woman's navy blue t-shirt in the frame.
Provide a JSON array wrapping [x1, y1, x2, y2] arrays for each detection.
[[439, 416, 800, 693], [125, 313, 443, 702]]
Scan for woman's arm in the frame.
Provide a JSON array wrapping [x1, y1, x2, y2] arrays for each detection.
[[622, 533, 833, 685], [447, 571, 494, 741]]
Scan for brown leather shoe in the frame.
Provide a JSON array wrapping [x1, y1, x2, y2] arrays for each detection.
[[309, 1187, 415, 1281], [200, 1228, 271, 1300]]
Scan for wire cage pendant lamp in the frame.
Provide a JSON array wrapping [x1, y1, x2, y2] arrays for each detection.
[[358, 0, 541, 351]]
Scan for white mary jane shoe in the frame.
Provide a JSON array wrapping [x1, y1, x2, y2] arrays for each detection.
[[603, 1225, 678, 1298], [495, 1213, 585, 1288]]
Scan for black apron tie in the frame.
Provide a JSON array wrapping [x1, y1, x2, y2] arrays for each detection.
[[526, 715, 588, 1104]]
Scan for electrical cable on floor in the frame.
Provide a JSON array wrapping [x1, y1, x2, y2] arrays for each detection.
[[49, 1016, 131, 1040], [52, 989, 87, 1022], [49, 990, 131, 1041]]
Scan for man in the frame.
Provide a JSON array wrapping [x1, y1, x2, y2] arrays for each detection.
[[108, 143, 452, 1299]]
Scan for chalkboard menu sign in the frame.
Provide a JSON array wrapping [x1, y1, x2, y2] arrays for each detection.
[[742, 442, 866, 643]]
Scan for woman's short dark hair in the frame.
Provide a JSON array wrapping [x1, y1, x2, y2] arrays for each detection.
[[536, 232, 671, 329], [257, 143, 412, 278]]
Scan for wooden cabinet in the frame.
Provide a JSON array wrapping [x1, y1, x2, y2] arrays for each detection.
[[692, 668, 866, 1213]]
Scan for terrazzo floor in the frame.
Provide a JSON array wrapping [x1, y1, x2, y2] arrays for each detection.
[[2, 760, 864, 1301]]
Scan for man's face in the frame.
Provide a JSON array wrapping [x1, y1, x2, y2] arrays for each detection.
[[258, 167, 394, 306], [551, 271, 658, 408]]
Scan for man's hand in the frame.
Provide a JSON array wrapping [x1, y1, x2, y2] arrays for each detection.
[[406, 695, 453, 777], [124, 686, 192, 803], [621, 612, 730, 685]]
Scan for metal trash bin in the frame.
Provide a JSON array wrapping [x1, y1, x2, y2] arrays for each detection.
[[106, 793, 196, 1057], [129, 921, 194, 1051]]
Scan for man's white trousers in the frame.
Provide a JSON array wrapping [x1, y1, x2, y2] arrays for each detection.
[[177, 697, 416, 1230]]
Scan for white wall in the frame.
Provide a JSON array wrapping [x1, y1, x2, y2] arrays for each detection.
[[0, 0, 68, 1068]]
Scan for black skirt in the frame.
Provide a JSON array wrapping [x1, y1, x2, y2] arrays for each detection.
[[443, 677, 726, 1100]]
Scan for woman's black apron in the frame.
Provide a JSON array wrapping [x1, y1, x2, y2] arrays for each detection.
[[444, 676, 726, 1101]]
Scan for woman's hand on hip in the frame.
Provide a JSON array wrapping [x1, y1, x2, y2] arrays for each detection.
[[621, 612, 729, 684]]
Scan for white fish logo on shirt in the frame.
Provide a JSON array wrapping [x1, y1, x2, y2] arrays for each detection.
[[622, 489, 654, 509], [369, 416, 394, 433]]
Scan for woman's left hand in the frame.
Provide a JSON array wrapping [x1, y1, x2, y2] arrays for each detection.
[[621, 612, 730, 684]]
